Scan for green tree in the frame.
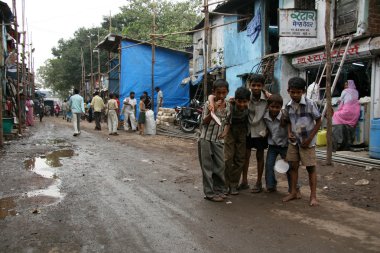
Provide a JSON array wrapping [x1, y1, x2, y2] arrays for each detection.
[[38, 0, 202, 96], [102, 0, 202, 48], [37, 27, 109, 97]]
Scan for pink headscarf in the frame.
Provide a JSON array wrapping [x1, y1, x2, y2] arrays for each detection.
[[344, 80, 359, 103], [333, 80, 360, 127]]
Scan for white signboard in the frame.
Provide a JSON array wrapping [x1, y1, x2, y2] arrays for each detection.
[[279, 9, 317, 38]]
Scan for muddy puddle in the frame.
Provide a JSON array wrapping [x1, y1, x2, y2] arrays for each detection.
[[0, 197, 17, 219], [25, 149, 75, 169], [23, 149, 75, 203]]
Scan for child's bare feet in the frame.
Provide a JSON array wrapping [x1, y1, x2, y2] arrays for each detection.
[[282, 193, 298, 202], [309, 197, 319, 206]]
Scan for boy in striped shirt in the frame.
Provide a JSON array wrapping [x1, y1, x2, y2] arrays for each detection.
[[199, 79, 231, 202]]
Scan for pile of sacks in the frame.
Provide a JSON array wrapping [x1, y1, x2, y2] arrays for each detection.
[[156, 108, 176, 126]]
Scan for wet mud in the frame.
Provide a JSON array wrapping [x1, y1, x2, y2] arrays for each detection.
[[0, 118, 379, 253], [0, 197, 17, 219]]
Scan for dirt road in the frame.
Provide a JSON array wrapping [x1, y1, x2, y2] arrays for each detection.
[[0, 117, 379, 252]]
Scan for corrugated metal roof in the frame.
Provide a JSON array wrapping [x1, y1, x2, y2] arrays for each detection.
[[192, 0, 255, 32], [96, 33, 123, 53]]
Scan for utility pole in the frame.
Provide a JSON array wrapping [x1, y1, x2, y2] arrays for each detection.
[[97, 29, 101, 90], [22, 0, 26, 98], [325, 0, 333, 164], [109, 11, 112, 33], [89, 34, 94, 98], [80, 47, 85, 98], [12, 0, 22, 134], [151, 0, 156, 110], [203, 0, 209, 102]]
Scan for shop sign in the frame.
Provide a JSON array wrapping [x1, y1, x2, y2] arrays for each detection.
[[292, 39, 372, 69], [279, 9, 317, 38]]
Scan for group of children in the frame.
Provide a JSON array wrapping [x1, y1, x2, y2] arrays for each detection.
[[198, 74, 322, 206]]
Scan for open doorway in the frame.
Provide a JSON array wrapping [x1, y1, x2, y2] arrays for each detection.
[[266, 0, 279, 54]]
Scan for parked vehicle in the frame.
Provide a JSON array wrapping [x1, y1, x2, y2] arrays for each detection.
[[179, 99, 203, 133], [174, 106, 183, 126]]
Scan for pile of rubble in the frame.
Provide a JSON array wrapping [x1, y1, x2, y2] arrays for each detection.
[[156, 108, 176, 127]]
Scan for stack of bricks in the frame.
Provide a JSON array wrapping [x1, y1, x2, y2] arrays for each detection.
[[156, 108, 176, 127]]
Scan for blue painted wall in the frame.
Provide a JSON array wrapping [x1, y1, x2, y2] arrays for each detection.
[[223, 1, 264, 96]]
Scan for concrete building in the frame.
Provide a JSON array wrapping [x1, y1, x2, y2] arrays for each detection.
[[192, 0, 280, 96], [278, 0, 380, 148]]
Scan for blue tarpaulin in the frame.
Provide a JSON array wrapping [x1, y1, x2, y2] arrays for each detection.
[[120, 40, 190, 117]]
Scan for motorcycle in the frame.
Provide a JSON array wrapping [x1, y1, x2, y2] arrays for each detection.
[[179, 99, 203, 133]]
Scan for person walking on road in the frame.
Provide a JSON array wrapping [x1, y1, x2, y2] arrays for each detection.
[[68, 88, 85, 137], [62, 99, 68, 120], [91, 91, 105, 130], [25, 96, 34, 126], [38, 99, 44, 122], [107, 93, 119, 135], [122, 91, 137, 131], [138, 95, 146, 135], [155, 86, 163, 115]]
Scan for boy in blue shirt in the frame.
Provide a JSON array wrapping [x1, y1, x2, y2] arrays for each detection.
[[264, 94, 300, 197], [283, 77, 322, 206]]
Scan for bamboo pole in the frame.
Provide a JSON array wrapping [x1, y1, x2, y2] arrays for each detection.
[[22, 0, 26, 99], [203, 0, 209, 101], [151, 0, 156, 111], [97, 29, 101, 90], [0, 32, 3, 146], [325, 0, 333, 164], [209, 11, 251, 17], [80, 47, 85, 98], [150, 17, 249, 38], [12, 0, 22, 134], [89, 35, 94, 97]]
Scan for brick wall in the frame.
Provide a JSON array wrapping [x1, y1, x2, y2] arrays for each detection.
[[368, 0, 380, 35]]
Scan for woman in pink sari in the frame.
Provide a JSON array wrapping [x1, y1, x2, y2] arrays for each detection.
[[332, 80, 361, 151], [26, 97, 34, 126]]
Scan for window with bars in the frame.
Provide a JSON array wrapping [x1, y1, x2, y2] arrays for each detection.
[[295, 0, 316, 9], [335, 0, 358, 36]]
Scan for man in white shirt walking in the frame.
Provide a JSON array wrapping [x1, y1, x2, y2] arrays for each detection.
[[155, 86, 163, 117], [68, 89, 85, 136], [122, 91, 137, 131]]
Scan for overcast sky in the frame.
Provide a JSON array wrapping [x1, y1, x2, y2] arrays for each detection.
[[3, 0, 192, 72]]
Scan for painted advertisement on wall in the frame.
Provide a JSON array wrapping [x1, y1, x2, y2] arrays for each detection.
[[291, 38, 373, 69]]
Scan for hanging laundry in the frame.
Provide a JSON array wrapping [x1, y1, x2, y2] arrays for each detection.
[[247, 8, 261, 44]]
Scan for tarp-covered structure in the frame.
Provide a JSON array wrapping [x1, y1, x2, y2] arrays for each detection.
[[120, 38, 190, 114], [96, 34, 123, 95]]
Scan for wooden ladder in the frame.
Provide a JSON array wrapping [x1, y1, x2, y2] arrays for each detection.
[[313, 35, 353, 118]]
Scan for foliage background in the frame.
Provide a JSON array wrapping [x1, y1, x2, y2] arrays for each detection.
[[38, 0, 202, 98]]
